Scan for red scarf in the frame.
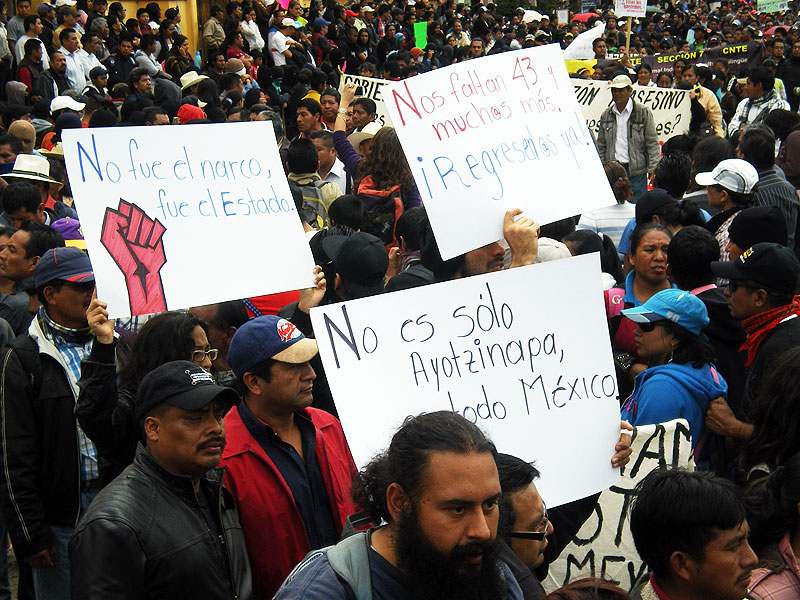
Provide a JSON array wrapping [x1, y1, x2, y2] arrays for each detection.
[[740, 295, 800, 366]]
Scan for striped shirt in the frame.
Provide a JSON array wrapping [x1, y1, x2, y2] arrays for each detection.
[[754, 167, 799, 250], [577, 202, 636, 248]]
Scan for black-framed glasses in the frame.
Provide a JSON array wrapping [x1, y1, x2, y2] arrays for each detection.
[[191, 348, 219, 362], [509, 502, 549, 541], [637, 321, 658, 333]]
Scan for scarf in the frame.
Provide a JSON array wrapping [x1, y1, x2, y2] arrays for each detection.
[[740, 295, 800, 366]]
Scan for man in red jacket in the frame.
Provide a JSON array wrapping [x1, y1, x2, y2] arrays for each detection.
[[222, 315, 358, 599]]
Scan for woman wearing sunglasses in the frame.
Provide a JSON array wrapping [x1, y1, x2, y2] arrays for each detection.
[[620, 288, 727, 468], [76, 310, 220, 476]]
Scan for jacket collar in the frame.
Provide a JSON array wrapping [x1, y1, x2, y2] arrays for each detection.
[[134, 443, 224, 501]]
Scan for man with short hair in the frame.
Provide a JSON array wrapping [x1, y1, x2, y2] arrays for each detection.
[[269, 17, 299, 67], [38, 1, 56, 56], [0, 246, 105, 600], [15, 39, 44, 95], [106, 36, 136, 89], [287, 137, 340, 229], [135, 33, 169, 79], [143, 105, 168, 125], [596, 74, 660, 203], [52, 5, 81, 51], [295, 97, 325, 139], [203, 4, 226, 50], [222, 315, 358, 599], [189, 299, 249, 387], [630, 469, 757, 600], [310, 129, 350, 194], [59, 27, 85, 92], [14, 13, 48, 69], [3, 154, 78, 223], [728, 66, 790, 135], [469, 37, 484, 58], [349, 97, 376, 131], [6, 0, 30, 52], [33, 49, 67, 101], [451, 19, 470, 47], [274, 411, 524, 600], [69, 360, 254, 599], [77, 31, 102, 80]]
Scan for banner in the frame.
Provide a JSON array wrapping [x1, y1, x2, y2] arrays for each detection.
[[758, 0, 788, 12], [338, 73, 394, 128], [624, 42, 764, 79], [614, 0, 646, 18], [543, 419, 694, 592], [310, 254, 622, 508], [572, 80, 691, 143], [62, 123, 314, 318], [563, 21, 606, 60], [383, 44, 615, 261]]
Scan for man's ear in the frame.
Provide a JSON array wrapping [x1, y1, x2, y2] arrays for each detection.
[[386, 482, 411, 522], [669, 550, 697, 584], [143, 415, 161, 442], [242, 371, 262, 396]]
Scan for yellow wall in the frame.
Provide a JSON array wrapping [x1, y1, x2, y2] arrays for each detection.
[[121, 0, 201, 56]]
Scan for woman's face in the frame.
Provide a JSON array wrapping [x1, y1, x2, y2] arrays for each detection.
[[358, 29, 368, 44], [179, 39, 189, 56], [630, 230, 670, 285], [166, 24, 175, 36], [386, 25, 395, 38], [657, 74, 671, 88], [637, 69, 651, 85], [633, 321, 676, 363], [214, 53, 225, 68], [245, 10, 255, 21]]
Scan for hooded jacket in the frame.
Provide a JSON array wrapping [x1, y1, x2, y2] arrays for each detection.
[[621, 361, 728, 453]]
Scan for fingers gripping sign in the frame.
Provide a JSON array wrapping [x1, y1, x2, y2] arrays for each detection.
[[101, 199, 168, 315]]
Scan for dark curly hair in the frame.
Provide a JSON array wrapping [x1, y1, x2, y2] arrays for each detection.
[[356, 127, 415, 202]]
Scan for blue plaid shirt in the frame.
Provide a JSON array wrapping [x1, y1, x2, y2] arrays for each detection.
[[37, 308, 99, 482]]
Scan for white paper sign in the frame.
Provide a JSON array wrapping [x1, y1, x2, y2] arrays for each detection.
[[557, 9, 569, 24], [62, 123, 314, 318], [614, 0, 646, 18], [383, 44, 615, 261], [310, 254, 621, 508], [562, 20, 606, 60], [544, 419, 693, 591], [573, 80, 691, 143], [338, 73, 395, 128]]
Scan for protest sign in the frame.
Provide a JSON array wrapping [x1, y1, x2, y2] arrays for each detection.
[[543, 419, 694, 592], [414, 21, 427, 49], [310, 253, 622, 508], [614, 0, 646, 18], [624, 42, 764, 78], [523, 10, 543, 23], [758, 0, 788, 11], [563, 20, 605, 60], [62, 123, 314, 318], [338, 73, 394, 127], [384, 44, 615, 261], [557, 9, 569, 24], [573, 80, 691, 143]]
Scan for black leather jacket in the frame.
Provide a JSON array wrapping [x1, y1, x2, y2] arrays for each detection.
[[69, 444, 253, 600]]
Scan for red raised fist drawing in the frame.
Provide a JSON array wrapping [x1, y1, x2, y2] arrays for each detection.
[[101, 199, 167, 315]]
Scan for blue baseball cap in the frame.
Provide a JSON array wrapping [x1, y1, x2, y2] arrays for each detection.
[[621, 288, 709, 337], [34, 247, 94, 288], [314, 17, 330, 26], [227, 316, 318, 378]]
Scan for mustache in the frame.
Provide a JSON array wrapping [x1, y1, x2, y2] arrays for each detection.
[[449, 540, 493, 560], [197, 437, 226, 451]]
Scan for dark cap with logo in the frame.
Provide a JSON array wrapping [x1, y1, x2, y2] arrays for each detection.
[[135, 360, 239, 421], [711, 242, 800, 294]]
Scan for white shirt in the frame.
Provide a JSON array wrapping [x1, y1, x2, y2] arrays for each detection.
[[241, 20, 264, 51], [269, 30, 290, 66], [323, 158, 350, 194], [63, 49, 86, 93], [613, 98, 633, 164], [0, 23, 10, 61], [77, 48, 101, 79], [14, 35, 49, 69]]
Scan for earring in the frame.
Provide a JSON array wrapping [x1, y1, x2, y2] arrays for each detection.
[[667, 346, 675, 364]]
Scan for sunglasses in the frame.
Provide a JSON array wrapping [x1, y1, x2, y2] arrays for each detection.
[[637, 321, 661, 333], [508, 503, 549, 541]]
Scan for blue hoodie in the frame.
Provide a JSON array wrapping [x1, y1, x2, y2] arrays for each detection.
[[621, 362, 728, 454]]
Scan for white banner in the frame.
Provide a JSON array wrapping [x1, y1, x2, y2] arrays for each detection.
[[573, 80, 691, 144], [338, 73, 394, 128], [562, 21, 606, 60], [544, 419, 694, 592], [63, 123, 314, 317], [310, 254, 622, 508], [383, 44, 615, 261]]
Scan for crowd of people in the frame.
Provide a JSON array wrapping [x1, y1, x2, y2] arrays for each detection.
[[0, 0, 793, 599]]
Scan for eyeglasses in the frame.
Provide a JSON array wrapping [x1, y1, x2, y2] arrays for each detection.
[[637, 321, 660, 333], [509, 502, 549, 541], [191, 348, 219, 362], [64, 281, 96, 294]]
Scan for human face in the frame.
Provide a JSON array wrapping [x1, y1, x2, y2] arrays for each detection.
[[138, 11, 149, 26], [16, 0, 29, 16], [686, 521, 757, 600], [32, 18, 42, 35], [637, 69, 652, 86], [610, 85, 632, 111], [706, 185, 729, 209], [633, 321, 675, 363], [296, 106, 319, 134], [134, 74, 152, 95], [469, 40, 483, 57], [460, 242, 504, 277], [150, 112, 170, 125], [0, 144, 17, 163], [311, 137, 335, 170], [6, 205, 43, 228], [793, 41, 800, 58], [359, 29, 369, 44], [94, 73, 108, 88], [146, 400, 227, 484], [508, 483, 553, 570], [252, 360, 316, 414], [62, 31, 79, 53], [46, 280, 95, 328], [213, 53, 225, 69], [593, 40, 606, 57], [179, 38, 189, 57], [84, 35, 98, 53], [683, 68, 697, 86], [118, 39, 132, 55], [724, 280, 765, 320], [51, 51, 66, 73], [453, 20, 462, 34], [189, 305, 232, 371], [630, 230, 669, 285], [320, 94, 338, 121], [742, 78, 762, 99], [0, 231, 37, 281], [773, 41, 785, 58], [190, 325, 214, 371], [350, 104, 373, 129]]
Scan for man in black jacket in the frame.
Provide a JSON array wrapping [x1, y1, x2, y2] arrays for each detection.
[[0, 246, 100, 600], [32, 49, 67, 102], [69, 360, 254, 600]]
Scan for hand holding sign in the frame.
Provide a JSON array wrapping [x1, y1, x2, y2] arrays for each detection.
[[101, 199, 167, 315]]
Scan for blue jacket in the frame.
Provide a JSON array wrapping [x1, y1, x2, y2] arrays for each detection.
[[621, 362, 727, 452]]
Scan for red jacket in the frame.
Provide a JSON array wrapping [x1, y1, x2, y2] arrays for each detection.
[[221, 405, 358, 599]]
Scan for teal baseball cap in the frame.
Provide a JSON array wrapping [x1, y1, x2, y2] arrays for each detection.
[[622, 288, 709, 337]]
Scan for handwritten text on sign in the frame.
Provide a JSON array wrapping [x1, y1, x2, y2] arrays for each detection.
[[384, 44, 615, 261], [310, 254, 621, 508], [62, 123, 314, 318], [573, 80, 691, 144], [338, 73, 395, 128]]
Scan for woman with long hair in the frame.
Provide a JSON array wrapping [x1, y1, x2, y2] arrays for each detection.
[[164, 34, 196, 81], [577, 161, 635, 248], [154, 18, 176, 61]]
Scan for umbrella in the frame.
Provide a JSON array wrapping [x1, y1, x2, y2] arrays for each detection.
[[764, 25, 789, 36], [645, 5, 664, 13], [571, 11, 599, 22]]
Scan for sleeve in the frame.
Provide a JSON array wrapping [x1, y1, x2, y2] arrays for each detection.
[[632, 376, 686, 426], [0, 347, 52, 558], [644, 109, 660, 174], [69, 518, 146, 600], [595, 113, 608, 161], [203, 20, 217, 46], [17, 66, 32, 91], [728, 100, 746, 136], [332, 130, 363, 178], [404, 182, 422, 208]]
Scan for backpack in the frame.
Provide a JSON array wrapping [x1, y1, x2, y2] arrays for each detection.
[[356, 176, 403, 245], [290, 180, 330, 229]]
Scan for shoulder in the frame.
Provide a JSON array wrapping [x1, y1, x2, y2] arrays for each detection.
[[273, 547, 349, 600], [77, 466, 154, 529]]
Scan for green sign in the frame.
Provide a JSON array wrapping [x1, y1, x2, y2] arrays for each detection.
[[414, 21, 427, 49]]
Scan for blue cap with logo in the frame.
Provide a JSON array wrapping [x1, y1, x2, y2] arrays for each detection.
[[34, 247, 94, 288], [621, 288, 709, 337], [227, 316, 318, 379]]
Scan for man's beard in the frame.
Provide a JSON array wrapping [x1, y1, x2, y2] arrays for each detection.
[[393, 504, 505, 600]]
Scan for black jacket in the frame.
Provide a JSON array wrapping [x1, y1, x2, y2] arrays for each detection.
[[0, 330, 106, 558], [69, 444, 254, 600], [744, 315, 800, 419]]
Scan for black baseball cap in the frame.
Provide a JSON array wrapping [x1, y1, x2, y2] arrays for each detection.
[[711, 242, 800, 294], [635, 189, 676, 224], [135, 360, 239, 421], [322, 232, 389, 286]]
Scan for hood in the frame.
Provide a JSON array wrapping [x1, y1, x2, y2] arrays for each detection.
[[697, 288, 746, 345], [637, 361, 727, 413]]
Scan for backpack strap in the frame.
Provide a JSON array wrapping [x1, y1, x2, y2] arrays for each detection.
[[6, 335, 42, 397], [327, 531, 373, 600]]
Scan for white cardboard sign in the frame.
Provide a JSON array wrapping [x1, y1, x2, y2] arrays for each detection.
[[544, 419, 694, 592], [310, 254, 621, 508], [338, 73, 395, 128], [614, 0, 647, 18], [383, 44, 615, 261], [62, 123, 314, 318]]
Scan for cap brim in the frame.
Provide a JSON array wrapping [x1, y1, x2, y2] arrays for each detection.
[[167, 384, 240, 412], [710, 260, 743, 280], [272, 338, 318, 363], [620, 306, 666, 323], [65, 271, 94, 282], [694, 171, 716, 187]]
